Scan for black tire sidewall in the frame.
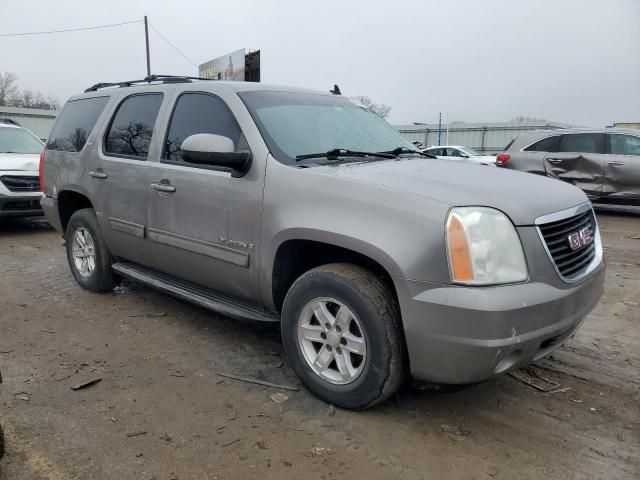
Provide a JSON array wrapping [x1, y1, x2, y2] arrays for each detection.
[[65, 209, 115, 292], [282, 267, 397, 409]]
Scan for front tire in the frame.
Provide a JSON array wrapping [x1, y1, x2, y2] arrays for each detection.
[[65, 208, 116, 292], [281, 263, 405, 409]]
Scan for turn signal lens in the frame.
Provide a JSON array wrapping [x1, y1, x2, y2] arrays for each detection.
[[447, 214, 474, 282]]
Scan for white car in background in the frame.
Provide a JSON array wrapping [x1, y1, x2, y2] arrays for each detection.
[[0, 119, 44, 218], [423, 145, 496, 166]]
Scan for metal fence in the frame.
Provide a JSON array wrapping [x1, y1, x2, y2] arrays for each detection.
[[395, 121, 576, 154]]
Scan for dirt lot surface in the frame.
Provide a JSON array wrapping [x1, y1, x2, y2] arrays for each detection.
[[0, 209, 638, 480]]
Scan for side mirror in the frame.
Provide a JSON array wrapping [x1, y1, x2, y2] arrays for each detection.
[[459, 153, 469, 158], [181, 133, 252, 177]]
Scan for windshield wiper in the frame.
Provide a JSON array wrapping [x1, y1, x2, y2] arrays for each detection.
[[295, 148, 397, 162], [379, 147, 437, 158]]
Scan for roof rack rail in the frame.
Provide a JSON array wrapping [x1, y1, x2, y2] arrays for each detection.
[[84, 74, 213, 93]]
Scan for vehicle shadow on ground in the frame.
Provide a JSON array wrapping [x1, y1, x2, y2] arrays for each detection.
[[114, 278, 515, 421], [0, 217, 52, 236]]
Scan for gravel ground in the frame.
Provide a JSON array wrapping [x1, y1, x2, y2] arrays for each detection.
[[0, 209, 638, 480]]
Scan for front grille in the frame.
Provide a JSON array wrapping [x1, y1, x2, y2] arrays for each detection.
[[0, 175, 40, 192], [538, 209, 597, 280]]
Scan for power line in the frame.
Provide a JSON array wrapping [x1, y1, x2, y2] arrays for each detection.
[[149, 23, 198, 67], [0, 20, 142, 37]]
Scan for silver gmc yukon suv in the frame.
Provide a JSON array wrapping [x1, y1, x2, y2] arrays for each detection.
[[40, 76, 605, 409]]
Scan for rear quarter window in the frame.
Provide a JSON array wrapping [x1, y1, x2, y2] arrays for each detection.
[[524, 135, 560, 152], [47, 97, 109, 152]]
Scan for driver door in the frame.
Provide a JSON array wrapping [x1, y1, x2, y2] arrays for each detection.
[[146, 91, 264, 302]]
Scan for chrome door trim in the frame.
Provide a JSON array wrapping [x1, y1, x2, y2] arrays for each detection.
[[108, 217, 145, 238], [147, 228, 249, 267]]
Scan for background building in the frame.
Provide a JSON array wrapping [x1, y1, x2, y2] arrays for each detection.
[[613, 121, 640, 130], [395, 120, 577, 153], [0, 106, 59, 141]]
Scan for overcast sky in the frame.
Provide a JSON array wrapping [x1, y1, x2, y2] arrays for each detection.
[[1, 0, 639, 126]]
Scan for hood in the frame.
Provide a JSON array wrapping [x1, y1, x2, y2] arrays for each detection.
[[0, 153, 40, 172], [312, 157, 588, 225]]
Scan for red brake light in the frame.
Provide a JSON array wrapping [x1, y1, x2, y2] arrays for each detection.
[[39, 149, 46, 192], [496, 154, 510, 165]]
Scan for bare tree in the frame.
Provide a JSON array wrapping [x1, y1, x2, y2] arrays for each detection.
[[0, 72, 19, 106], [351, 95, 392, 119], [7, 86, 59, 110]]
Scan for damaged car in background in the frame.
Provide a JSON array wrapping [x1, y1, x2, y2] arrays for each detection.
[[497, 128, 640, 205]]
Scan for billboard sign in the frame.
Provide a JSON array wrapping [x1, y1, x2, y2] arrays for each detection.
[[199, 49, 245, 81]]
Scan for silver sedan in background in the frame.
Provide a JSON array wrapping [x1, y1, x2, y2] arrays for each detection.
[[497, 128, 640, 205]]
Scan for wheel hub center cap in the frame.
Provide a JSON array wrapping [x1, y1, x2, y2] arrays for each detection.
[[326, 331, 340, 348]]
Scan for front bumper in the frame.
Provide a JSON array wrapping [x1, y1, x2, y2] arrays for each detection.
[[395, 261, 605, 384], [0, 193, 44, 218]]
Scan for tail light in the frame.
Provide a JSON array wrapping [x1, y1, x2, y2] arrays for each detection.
[[496, 154, 510, 165], [39, 149, 46, 192]]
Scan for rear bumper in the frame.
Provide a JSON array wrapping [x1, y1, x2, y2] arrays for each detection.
[[41, 195, 63, 232], [395, 261, 605, 384], [0, 194, 43, 218]]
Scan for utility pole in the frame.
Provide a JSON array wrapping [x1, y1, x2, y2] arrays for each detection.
[[446, 112, 449, 145], [438, 112, 442, 146], [144, 16, 151, 78]]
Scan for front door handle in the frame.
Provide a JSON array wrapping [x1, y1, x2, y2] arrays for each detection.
[[89, 169, 108, 179], [607, 160, 625, 166], [150, 180, 176, 193]]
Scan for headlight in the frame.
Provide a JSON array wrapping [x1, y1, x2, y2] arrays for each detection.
[[446, 207, 528, 285]]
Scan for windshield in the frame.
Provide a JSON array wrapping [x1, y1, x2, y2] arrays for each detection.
[[0, 126, 44, 154], [238, 91, 416, 164], [461, 147, 482, 156]]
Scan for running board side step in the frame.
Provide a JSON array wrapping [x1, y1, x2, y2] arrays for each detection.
[[112, 262, 279, 323]]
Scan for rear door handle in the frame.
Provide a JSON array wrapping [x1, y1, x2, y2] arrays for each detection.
[[547, 158, 563, 165], [89, 170, 108, 179], [607, 160, 625, 166], [150, 181, 176, 193]]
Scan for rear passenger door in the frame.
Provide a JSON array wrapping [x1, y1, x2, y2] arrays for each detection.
[[543, 133, 605, 199], [93, 93, 164, 267], [146, 91, 264, 303], [603, 133, 640, 202]]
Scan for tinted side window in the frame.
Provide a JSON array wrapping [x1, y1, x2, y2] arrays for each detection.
[[47, 97, 109, 152], [163, 93, 242, 162], [105, 94, 163, 159], [524, 135, 559, 152], [608, 134, 640, 156], [558, 133, 603, 154]]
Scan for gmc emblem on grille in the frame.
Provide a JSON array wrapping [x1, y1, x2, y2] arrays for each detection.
[[567, 227, 593, 251]]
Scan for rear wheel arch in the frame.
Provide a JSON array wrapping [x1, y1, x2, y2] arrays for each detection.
[[57, 190, 95, 235]]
